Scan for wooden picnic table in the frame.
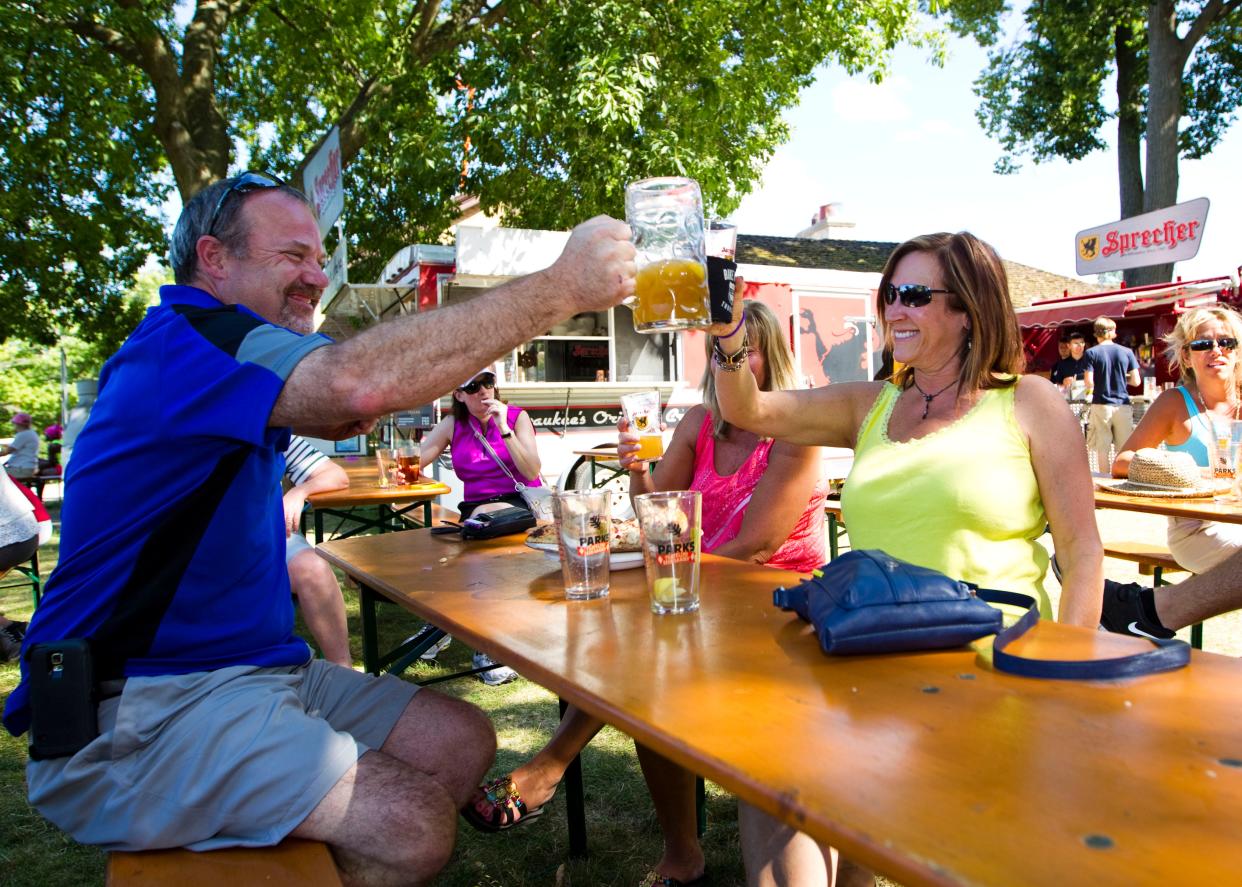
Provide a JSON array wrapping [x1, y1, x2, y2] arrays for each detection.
[[304, 460, 450, 543], [316, 529, 1242, 886], [1094, 486, 1242, 523]]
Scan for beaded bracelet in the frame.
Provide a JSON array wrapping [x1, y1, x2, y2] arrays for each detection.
[[712, 335, 749, 372]]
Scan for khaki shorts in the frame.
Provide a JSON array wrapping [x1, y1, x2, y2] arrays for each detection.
[[27, 660, 418, 851]]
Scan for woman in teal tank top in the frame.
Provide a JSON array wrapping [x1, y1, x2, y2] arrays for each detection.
[[707, 231, 1104, 887], [1114, 306, 1242, 573]]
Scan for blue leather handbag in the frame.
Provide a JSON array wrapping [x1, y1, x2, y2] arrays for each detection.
[[773, 550, 1189, 679]]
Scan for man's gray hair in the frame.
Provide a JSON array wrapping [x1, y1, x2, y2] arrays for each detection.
[[168, 174, 313, 285]]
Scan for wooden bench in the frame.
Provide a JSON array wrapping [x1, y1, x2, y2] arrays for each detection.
[[824, 499, 845, 560], [107, 838, 341, 886], [1102, 540, 1202, 649], [398, 502, 460, 529]]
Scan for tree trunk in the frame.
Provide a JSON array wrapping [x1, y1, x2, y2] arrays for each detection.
[[1115, 20, 1146, 286], [1133, 0, 1184, 286]]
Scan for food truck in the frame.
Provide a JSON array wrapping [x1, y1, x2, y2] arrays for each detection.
[[1017, 274, 1240, 390], [319, 225, 883, 503]]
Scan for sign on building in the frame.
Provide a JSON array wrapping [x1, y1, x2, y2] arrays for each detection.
[[1075, 197, 1210, 275], [323, 236, 348, 303], [303, 127, 344, 237]]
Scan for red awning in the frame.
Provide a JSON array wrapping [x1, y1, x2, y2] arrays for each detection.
[[1015, 295, 1133, 329]]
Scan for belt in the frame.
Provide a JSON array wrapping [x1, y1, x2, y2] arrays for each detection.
[[98, 678, 127, 700]]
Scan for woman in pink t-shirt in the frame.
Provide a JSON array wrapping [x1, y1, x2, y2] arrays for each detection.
[[464, 302, 825, 887]]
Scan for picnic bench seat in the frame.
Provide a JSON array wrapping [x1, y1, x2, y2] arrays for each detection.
[[106, 838, 341, 886], [398, 502, 460, 529], [1101, 540, 1203, 649]]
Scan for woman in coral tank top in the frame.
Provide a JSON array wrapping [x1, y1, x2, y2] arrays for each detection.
[[464, 302, 825, 887]]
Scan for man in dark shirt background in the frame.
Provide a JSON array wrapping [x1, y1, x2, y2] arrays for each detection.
[[1085, 317, 1141, 472], [1050, 331, 1090, 389]]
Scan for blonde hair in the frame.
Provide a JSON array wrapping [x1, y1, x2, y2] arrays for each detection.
[[700, 300, 798, 438], [875, 231, 1024, 394], [1094, 316, 1116, 337], [1164, 306, 1242, 394]]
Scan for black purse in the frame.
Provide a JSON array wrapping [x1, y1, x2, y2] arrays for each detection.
[[460, 505, 537, 540], [774, 550, 1190, 679]]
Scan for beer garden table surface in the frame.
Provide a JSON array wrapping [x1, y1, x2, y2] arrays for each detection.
[[315, 529, 1242, 887], [1094, 485, 1242, 523], [304, 460, 450, 543]]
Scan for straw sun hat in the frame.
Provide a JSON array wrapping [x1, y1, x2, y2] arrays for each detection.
[[1096, 448, 1230, 498]]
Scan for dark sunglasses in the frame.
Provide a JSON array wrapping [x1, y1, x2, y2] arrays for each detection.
[[206, 171, 287, 237], [459, 374, 496, 394], [882, 283, 953, 308], [1188, 337, 1239, 352]]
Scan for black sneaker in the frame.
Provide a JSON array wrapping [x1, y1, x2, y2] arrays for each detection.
[[1098, 580, 1175, 640], [0, 622, 25, 662]]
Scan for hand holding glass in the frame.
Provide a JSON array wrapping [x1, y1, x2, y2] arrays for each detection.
[[625, 177, 711, 333]]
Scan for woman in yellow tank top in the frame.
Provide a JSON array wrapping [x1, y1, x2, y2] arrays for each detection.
[[708, 231, 1103, 887]]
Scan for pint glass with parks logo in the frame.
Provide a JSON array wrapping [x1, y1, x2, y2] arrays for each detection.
[[553, 490, 612, 600], [634, 490, 701, 615]]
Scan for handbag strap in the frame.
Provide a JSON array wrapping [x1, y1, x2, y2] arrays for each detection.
[[471, 423, 527, 494], [975, 588, 1190, 679]]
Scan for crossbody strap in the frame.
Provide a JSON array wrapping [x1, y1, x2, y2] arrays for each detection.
[[472, 426, 527, 494], [975, 588, 1190, 679]]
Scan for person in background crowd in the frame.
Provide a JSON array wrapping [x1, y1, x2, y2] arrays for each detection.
[[282, 435, 351, 666], [0, 471, 43, 660], [413, 367, 542, 686], [39, 425, 63, 476], [711, 231, 1102, 887], [1084, 316, 1140, 470], [5, 170, 635, 885], [2, 413, 39, 481], [1050, 332, 1090, 390], [1111, 307, 1242, 574]]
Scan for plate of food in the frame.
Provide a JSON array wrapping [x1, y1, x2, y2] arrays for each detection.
[[525, 519, 646, 570]]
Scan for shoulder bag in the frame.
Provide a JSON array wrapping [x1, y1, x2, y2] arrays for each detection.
[[773, 549, 1189, 679]]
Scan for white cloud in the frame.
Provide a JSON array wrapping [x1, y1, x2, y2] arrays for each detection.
[[830, 77, 912, 123]]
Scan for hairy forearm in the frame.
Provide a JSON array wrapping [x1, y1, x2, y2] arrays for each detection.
[[273, 271, 570, 426]]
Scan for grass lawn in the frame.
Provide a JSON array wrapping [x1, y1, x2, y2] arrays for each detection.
[[0, 504, 753, 886]]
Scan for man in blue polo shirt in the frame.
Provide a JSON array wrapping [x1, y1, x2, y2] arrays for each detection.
[[5, 172, 636, 883], [1084, 316, 1141, 472]]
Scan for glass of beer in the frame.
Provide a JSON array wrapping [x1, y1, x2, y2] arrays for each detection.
[[395, 440, 421, 485], [635, 491, 701, 615], [621, 390, 664, 462], [553, 490, 612, 600], [625, 177, 711, 333]]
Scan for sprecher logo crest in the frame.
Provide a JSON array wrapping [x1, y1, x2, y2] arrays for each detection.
[[1078, 235, 1099, 262]]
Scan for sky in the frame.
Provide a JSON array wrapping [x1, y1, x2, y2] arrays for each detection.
[[731, 35, 1242, 287]]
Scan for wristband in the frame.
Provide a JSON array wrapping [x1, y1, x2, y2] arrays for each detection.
[[718, 309, 747, 342], [500, 430, 513, 439]]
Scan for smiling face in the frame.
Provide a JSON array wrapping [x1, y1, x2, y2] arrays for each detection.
[[215, 191, 329, 334], [1186, 318, 1238, 387], [884, 251, 970, 371]]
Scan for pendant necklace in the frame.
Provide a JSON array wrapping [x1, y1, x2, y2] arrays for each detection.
[[910, 376, 959, 420]]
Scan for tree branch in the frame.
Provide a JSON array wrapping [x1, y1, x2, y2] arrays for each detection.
[[1179, 0, 1237, 62]]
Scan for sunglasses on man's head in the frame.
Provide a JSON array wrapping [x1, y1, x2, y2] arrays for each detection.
[[1188, 337, 1239, 353], [882, 283, 953, 308], [206, 171, 287, 237], [459, 374, 496, 394]]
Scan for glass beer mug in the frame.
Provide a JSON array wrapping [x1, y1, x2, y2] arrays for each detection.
[[624, 177, 712, 333]]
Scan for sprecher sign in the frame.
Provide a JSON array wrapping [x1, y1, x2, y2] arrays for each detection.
[[1075, 197, 1210, 275]]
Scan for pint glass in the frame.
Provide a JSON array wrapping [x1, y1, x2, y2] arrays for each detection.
[[553, 490, 611, 600], [635, 491, 701, 615]]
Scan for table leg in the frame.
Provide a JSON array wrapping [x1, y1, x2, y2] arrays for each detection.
[[361, 584, 381, 675], [560, 697, 588, 858], [422, 500, 431, 527], [828, 513, 840, 560], [315, 510, 325, 546]]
